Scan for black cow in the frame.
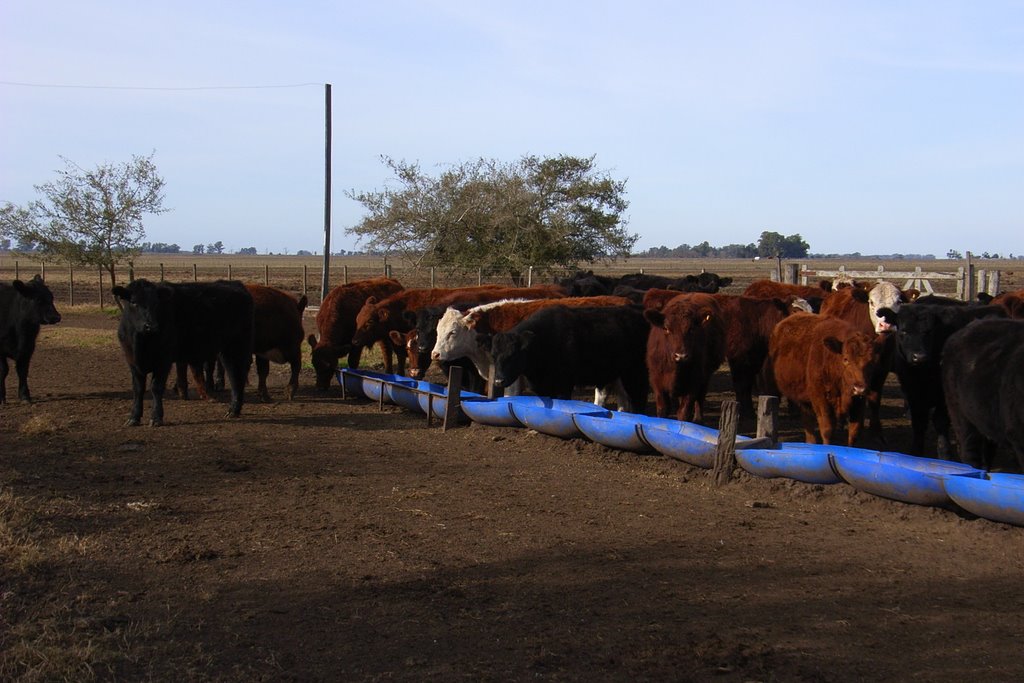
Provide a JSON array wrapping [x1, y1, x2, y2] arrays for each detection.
[[0, 275, 62, 403], [489, 304, 649, 412], [942, 319, 1024, 471], [112, 279, 254, 426], [877, 301, 1006, 457], [557, 271, 618, 297]]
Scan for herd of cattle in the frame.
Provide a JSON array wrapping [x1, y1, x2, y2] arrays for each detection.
[[2, 270, 1022, 471]]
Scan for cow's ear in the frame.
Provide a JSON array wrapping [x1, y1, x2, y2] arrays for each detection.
[[851, 288, 869, 303], [464, 313, 479, 329], [903, 288, 920, 302], [819, 280, 833, 292], [388, 330, 407, 346], [876, 307, 898, 326], [976, 292, 993, 305], [111, 285, 130, 301], [365, 296, 378, 306], [643, 309, 665, 327], [823, 336, 844, 354], [31, 274, 44, 284], [12, 279, 28, 295], [378, 308, 390, 322], [718, 277, 733, 288]]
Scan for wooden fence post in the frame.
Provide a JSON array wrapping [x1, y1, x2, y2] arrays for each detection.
[[193, 263, 198, 282], [527, 265, 533, 287], [264, 263, 269, 286], [443, 365, 464, 432], [98, 266, 104, 308], [712, 400, 740, 486], [303, 265, 308, 296], [477, 268, 483, 286], [160, 263, 165, 282], [69, 263, 74, 307], [430, 266, 435, 287], [41, 262, 46, 279], [228, 264, 233, 280], [343, 265, 349, 285], [14, 261, 18, 280]]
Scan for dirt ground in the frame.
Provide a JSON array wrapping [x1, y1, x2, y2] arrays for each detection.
[[3, 307, 1024, 682]]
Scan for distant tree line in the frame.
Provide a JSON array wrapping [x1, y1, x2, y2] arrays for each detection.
[[636, 231, 810, 259]]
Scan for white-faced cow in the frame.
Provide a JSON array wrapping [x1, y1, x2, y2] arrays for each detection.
[[0, 275, 62, 403]]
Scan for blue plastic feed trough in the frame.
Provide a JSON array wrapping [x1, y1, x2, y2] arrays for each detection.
[[386, 379, 426, 413], [509, 397, 612, 439], [944, 473, 1024, 527], [458, 396, 525, 428], [639, 424, 720, 468], [830, 450, 984, 507], [572, 412, 655, 453], [735, 442, 844, 485]]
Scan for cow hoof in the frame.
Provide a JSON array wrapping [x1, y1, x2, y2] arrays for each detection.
[[125, 418, 141, 427], [149, 419, 163, 427]]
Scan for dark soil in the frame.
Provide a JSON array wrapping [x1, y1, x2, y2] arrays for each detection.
[[2, 308, 1023, 682]]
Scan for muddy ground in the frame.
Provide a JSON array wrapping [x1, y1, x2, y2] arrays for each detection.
[[2, 307, 1023, 682]]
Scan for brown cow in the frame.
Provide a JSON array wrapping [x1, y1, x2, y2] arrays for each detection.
[[245, 284, 308, 401], [643, 293, 726, 423], [357, 285, 562, 376], [983, 289, 1024, 319], [742, 279, 832, 312], [644, 289, 806, 418], [768, 312, 881, 445], [308, 277, 403, 389]]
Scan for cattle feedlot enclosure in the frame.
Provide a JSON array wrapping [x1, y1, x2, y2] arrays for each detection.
[[1, 258, 1023, 681], [0, 254, 1013, 307]]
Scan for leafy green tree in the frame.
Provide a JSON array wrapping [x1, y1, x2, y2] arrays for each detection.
[[0, 153, 167, 289], [347, 154, 636, 281], [757, 231, 809, 258], [193, 243, 205, 255], [237, 246, 257, 255], [207, 241, 225, 254]]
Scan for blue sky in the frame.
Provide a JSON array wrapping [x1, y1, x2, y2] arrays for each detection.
[[2, 1, 1022, 257]]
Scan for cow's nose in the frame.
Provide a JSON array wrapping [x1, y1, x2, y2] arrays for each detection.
[[408, 369, 422, 379], [909, 352, 926, 364], [673, 352, 689, 362], [430, 351, 440, 361], [852, 384, 866, 396]]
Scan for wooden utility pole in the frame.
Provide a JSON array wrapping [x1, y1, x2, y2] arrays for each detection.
[[320, 83, 333, 305]]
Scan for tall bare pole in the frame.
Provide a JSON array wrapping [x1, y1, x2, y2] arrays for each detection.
[[321, 83, 333, 304]]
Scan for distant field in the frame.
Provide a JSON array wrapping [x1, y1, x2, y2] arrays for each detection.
[[0, 253, 1018, 307]]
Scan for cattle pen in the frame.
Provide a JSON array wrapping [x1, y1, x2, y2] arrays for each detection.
[[0, 254, 1017, 308]]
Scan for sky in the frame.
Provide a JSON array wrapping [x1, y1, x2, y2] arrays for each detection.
[[2, 1, 1022, 257]]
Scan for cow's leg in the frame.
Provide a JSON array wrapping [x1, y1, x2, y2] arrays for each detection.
[[653, 388, 672, 419], [799, 408, 819, 444], [815, 409, 837, 445], [846, 398, 866, 446], [14, 353, 32, 402], [255, 356, 272, 402], [729, 363, 756, 418], [212, 360, 225, 392], [173, 362, 190, 400], [907, 398, 930, 455], [285, 352, 301, 400], [150, 365, 170, 427], [932, 400, 952, 460], [189, 363, 211, 401], [126, 366, 147, 427], [221, 352, 250, 418], [0, 357, 8, 403]]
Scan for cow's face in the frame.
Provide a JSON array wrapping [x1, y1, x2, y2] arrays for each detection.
[[889, 307, 943, 365], [490, 330, 531, 388], [431, 308, 474, 362], [13, 275, 62, 325], [308, 336, 340, 390], [112, 279, 169, 335], [645, 296, 719, 364], [868, 282, 903, 334], [823, 331, 877, 400], [390, 330, 422, 379]]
